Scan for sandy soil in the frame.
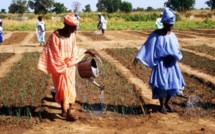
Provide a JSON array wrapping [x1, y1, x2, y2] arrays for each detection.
[[0, 30, 215, 134]]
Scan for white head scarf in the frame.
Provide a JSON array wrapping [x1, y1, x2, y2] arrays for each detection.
[[161, 8, 176, 24]]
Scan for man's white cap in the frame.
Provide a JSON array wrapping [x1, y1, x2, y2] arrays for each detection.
[[98, 13, 101, 15]]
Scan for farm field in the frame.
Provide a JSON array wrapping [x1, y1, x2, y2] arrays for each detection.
[[0, 29, 215, 133], [105, 48, 215, 116]]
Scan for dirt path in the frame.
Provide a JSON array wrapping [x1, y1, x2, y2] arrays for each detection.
[[23, 112, 215, 134], [1, 31, 215, 134], [3, 32, 12, 41], [20, 32, 35, 46]]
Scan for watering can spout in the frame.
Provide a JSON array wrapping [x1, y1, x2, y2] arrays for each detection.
[[89, 78, 105, 90]]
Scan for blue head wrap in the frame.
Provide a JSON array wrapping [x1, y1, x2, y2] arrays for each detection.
[[161, 8, 176, 24]]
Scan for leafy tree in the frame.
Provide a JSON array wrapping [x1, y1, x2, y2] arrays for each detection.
[[96, 0, 122, 13], [120, 1, 132, 12], [133, 7, 144, 11], [9, 0, 28, 14], [28, 0, 54, 14], [1, 9, 6, 13], [72, 1, 81, 13], [146, 6, 154, 11], [164, 0, 195, 11], [205, 0, 215, 10], [82, 4, 91, 12], [52, 2, 67, 14]]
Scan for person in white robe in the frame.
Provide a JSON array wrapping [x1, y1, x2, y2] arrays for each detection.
[[97, 13, 107, 35], [36, 16, 46, 46]]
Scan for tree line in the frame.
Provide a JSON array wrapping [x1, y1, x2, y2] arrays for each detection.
[[1, 0, 215, 14]]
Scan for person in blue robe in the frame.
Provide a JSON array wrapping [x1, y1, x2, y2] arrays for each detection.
[[0, 19, 3, 44], [36, 16, 46, 46], [134, 8, 185, 114]]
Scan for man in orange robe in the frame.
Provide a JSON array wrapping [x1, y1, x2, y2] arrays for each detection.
[[37, 14, 96, 120]]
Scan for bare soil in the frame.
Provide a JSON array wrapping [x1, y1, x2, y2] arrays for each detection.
[[175, 30, 215, 38], [30, 32, 53, 44], [79, 32, 111, 41], [182, 29, 215, 34], [1, 32, 28, 45], [0, 30, 215, 134]]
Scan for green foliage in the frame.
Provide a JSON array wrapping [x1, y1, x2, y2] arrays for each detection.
[[52, 2, 67, 14], [175, 19, 215, 29], [121, 13, 158, 21], [205, 0, 215, 10], [146, 6, 154, 11], [83, 4, 92, 12], [133, 7, 144, 12], [9, 0, 28, 14], [28, 0, 54, 14], [120, 1, 132, 13], [2, 12, 215, 31], [164, 0, 195, 11], [96, 0, 122, 13], [1, 9, 6, 13]]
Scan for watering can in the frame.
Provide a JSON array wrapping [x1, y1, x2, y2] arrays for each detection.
[[77, 55, 104, 90]]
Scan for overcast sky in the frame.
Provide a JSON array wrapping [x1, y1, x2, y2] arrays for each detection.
[[0, 0, 208, 12]]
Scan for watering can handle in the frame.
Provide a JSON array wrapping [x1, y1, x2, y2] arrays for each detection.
[[95, 55, 103, 66], [85, 54, 103, 66]]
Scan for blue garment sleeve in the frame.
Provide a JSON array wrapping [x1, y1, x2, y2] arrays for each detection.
[[135, 33, 158, 68]]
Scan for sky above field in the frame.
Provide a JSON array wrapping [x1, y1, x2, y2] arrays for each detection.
[[0, 0, 208, 12]]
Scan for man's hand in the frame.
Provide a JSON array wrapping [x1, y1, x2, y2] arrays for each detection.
[[85, 50, 98, 57]]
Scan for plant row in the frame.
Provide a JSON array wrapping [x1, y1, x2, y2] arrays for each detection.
[[183, 45, 215, 57], [181, 50, 215, 76], [0, 53, 15, 65], [0, 52, 49, 118]]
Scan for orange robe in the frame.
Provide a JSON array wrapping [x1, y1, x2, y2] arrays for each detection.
[[37, 32, 86, 105]]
